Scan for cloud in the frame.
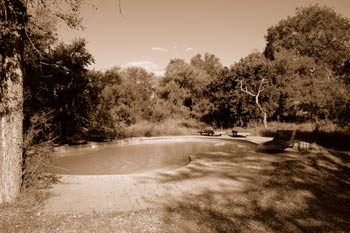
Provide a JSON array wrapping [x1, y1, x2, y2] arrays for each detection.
[[185, 47, 193, 52], [121, 61, 165, 76], [151, 47, 168, 52]]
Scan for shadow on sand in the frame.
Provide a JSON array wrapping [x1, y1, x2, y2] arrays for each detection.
[[147, 145, 350, 233]]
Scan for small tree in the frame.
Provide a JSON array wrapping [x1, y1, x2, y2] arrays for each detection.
[[239, 79, 268, 128], [233, 52, 278, 129]]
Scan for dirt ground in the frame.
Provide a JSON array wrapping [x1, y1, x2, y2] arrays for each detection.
[[1, 136, 349, 233]]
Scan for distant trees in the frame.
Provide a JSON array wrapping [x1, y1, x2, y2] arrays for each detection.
[[158, 54, 223, 121], [84, 66, 157, 138]]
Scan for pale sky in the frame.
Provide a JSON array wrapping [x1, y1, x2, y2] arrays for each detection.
[[58, 0, 350, 76]]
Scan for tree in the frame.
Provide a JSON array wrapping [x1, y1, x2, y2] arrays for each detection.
[[116, 67, 155, 123], [206, 67, 241, 127], [272, 50, 349, 122], [86, 69, 121, 139], [234, 52, 278, 128], [239, 79, 268, 128], [159, 58, 216, 119], [41, 39, 94, 140], [159, 59, 197, 117], [0, 0, 27, 204], [264, 5, 350, 79], [0, 0, 84, 204], [190, 53, 223, 81]]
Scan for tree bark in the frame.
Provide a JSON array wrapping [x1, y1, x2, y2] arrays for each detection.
[[0, 55, 23, 204], [255, 96, 268, 129], [0, 0, 25, 204]]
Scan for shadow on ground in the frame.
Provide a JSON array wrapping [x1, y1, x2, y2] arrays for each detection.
[[153, 147, 350, 233]]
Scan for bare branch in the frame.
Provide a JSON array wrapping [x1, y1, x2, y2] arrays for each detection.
[[256, 79, 264, 97], [239, 80, 256, 97], [24, 27, 43, 58]]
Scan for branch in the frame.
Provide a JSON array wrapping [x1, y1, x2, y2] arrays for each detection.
[[239, 80, 256, 97], [24, 27, 43, 58], [256, 78, 265, 98]]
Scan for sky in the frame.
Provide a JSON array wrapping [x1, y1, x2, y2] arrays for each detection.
[[58, 0, 350, 76]]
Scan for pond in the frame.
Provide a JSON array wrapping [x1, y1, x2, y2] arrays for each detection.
[[48, 137, 256, 175]]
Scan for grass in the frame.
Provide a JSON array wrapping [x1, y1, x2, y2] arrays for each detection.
[[120, 118, 201, 138]]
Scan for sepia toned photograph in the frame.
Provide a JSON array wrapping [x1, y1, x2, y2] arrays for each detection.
[[1, 0, 350, 232]]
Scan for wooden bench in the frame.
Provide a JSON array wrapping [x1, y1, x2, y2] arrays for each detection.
[[198, 128, 222, 136]]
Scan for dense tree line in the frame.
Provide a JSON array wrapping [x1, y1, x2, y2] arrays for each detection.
[[19, 4, 350, 144], [40, 5, 349, 140]]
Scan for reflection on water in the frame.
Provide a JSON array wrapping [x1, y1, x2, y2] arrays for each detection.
[[48, 139, 255, 175]]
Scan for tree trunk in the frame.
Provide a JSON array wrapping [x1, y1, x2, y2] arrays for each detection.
[[256, 96, 268, 129], [262, 111, 268, 129], [0, 0, 26, 204], [0, 55, 23, 204]]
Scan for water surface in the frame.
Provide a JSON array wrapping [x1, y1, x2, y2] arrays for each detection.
[[49, 138, 255, 175]]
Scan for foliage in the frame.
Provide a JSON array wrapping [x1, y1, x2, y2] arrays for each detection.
[[22, 112, 58, 189], [24, 39, 94, 142], [207, 53, 279, 128], [264, 5, 350, 79], [271, 50, 350, 122], [121, 118, 200, 138], [159, 56, 220, 120]]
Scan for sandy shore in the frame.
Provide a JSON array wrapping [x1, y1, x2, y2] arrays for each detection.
[[44, 135, 276, 214]]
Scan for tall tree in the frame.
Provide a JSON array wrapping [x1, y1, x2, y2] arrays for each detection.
[[0, 0, 27, 204], [272, 50, 349, 122], [0, 0, 84, 204], [264, 5, 350, 79]]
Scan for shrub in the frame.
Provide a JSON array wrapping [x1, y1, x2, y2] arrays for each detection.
[[22, 112, 58, 189], [120, 118, 200, 137]]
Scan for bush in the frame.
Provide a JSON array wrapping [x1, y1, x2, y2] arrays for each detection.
[[120, 118, 200, 137], [22, 142, 58, 189], [23, 112, 58, 189]]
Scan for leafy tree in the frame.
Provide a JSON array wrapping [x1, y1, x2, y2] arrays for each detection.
[[116, 67, 156, 123], [190, 53, 223, 81], [234, 52, 279, 128], [160, 57, 220, 120], [159, 59, 197, 117], [272, 50, 349, 122], [264, 5, 350, 79], [85, 69, 120, 139]]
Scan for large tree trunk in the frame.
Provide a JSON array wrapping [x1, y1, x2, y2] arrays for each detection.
[[0, 55, 24, 204], [0, 0, 25, 204]]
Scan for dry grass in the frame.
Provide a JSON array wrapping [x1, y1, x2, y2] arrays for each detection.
[[121, 118, 200, 137]]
